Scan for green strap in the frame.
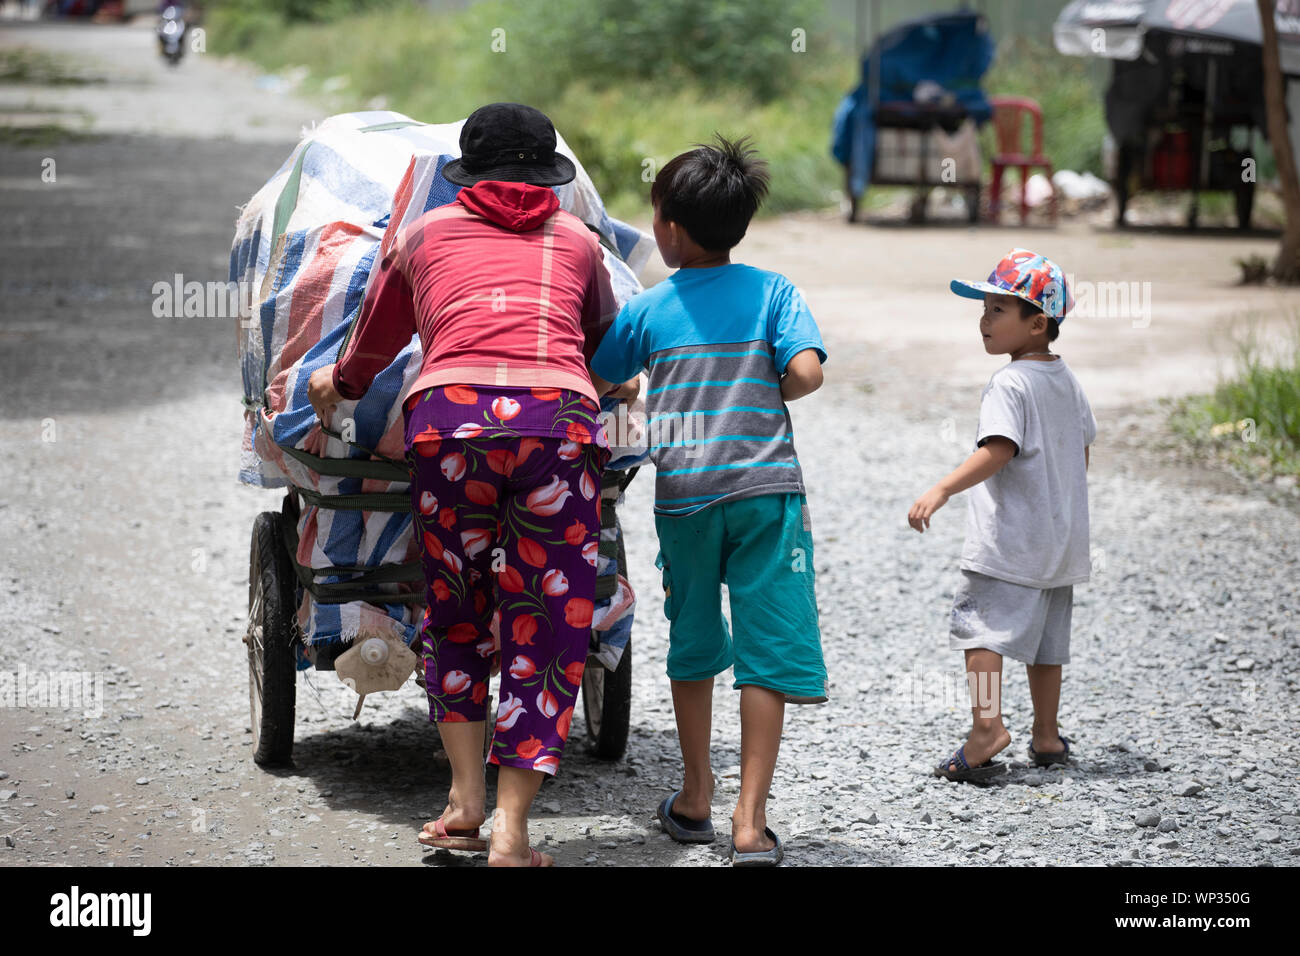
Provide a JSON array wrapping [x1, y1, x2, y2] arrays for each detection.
[[295, 487, 412, 512], [279, 501, 424, 606], [280, 444, 410, 482], [271, 143, 309, 248]]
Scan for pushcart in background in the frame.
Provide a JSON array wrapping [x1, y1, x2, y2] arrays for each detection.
[[1054, 0, 1300, 230]]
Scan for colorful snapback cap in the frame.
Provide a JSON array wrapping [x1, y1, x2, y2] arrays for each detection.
[[950, 248, 1073, 321]]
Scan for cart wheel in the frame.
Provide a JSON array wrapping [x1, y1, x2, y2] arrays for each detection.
[[246, 510, 298, 766], [582, 636, 632, 760]]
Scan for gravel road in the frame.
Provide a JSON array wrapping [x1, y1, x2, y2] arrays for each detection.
[[1, 20, 1297, 867]]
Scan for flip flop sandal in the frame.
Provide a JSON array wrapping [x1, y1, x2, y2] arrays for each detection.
[[1027, 735, 1071, 767], [730, 827, 784, 867], [656, 790, 715, 844], [417, 817, 488, 852], [934, 744, 1007, 783]]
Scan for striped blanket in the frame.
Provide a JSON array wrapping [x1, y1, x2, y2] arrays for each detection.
[[230, 111, 652, 655]]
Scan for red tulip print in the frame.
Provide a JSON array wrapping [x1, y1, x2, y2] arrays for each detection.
[[475, 635, 495, 658], [531, 388, 561, 401], [564, 520, 587, 545], [438, 507, 457, 529], [557, 439, 581, 461], [566, 421, 590, 444], [440, 453, 466, 482], [466, 480, 497, 506], [447, 622, 478, 644], [579, 470, 596, 500], [491, 397, 522, 421], [516, 735, 543, 759], [413, 427, 441, 457], [509, 656, 536, 679], [556, 706, 574, 740], [471, 681, 488, 705], [473, 589, 487, 615], [486, 448, 516, 476], [526, 475, 571, 516], [542, 569, 569, 596], [582, 541, 598, 567], [495, 692, 525, 731], [422, 531, 444, 559], [564, 598, 594, 629], [454, 423, 483, 439], [442, 712, 469, 723], [460, 527, 491, 559], [441, 551, 463, 574], [517, 437, 543, 463], [563, 661, 584, 685], [498, 564, 524, 593], [419, 491, 438, 515], [512, 615, 538, 645], [432, 579, 451, 601], [536, 688, 558, 718], [533, 754, 559, 774], [445, 385, 478, 405], [441, 670, 471, 695], [518, 537, 547, 568]]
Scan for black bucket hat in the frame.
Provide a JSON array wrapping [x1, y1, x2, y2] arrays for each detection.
[[441, 102, 576, 188]]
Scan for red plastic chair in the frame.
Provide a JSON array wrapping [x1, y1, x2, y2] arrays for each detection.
[[988, 96, 1056, 224]]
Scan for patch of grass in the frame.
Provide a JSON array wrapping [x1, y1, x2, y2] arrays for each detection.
[[0, 48, 104, 85], [0, 122, 96, 147], [206, 0, 852, 216], [1169, 315, 1300, 481]]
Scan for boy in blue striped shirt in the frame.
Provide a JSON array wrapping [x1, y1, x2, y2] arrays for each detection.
[[590, 136, 828, 866]]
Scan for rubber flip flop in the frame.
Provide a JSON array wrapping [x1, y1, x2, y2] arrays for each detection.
[[934, 745, 1007, 783], [1027, 735, 1071, 767], [730, 827, 784, 867], [418, 817, 488, 852], [656, 790, 715, 844]]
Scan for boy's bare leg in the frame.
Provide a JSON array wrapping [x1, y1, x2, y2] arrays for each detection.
[[732, 685, 783, 854], [669, 677, 714, 821], [944, 647, 1011, 770], [488, 766, 553, 867], [1026, 663, 1065, 754]]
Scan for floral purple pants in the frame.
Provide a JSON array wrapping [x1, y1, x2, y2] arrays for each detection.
[[407, 432, 608, 775]]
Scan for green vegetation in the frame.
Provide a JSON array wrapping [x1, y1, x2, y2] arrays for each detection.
[[206, 0, 1109, 217], [980, 35, 1107, 176], [0, 47, 104, 85], [1170, 316, 1300, 481]]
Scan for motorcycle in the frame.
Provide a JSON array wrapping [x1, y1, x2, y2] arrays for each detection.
[[156, 4, 187, 66]]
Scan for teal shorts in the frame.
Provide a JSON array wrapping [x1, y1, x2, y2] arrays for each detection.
[[653, 492, 828, 702]]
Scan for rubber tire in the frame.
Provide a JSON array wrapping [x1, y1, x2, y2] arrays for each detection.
[[582, 529, 632, 760], [248, 511, 298, 766]]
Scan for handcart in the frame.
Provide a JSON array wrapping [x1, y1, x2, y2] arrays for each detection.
[[244, 460, 638, 766]]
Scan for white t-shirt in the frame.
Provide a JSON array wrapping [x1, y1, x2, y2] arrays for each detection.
[[960, 357, 1097, 589]]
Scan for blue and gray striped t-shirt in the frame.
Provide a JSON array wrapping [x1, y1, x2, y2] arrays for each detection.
[[590, 263, 826, 516]]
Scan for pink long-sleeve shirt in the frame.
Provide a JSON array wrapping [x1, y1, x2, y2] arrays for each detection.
[[332, 179, 618, 409]]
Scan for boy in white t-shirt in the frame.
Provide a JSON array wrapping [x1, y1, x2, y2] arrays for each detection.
[[908, 249, 1097, 783]]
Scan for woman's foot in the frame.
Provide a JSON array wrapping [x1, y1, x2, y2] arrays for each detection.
[[487, 807, 554, 867], [419, 791, 487, 849], [941, 725, 1011, 774]]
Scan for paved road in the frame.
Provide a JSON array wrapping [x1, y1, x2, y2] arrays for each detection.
[[1, 21, 1297, 867]]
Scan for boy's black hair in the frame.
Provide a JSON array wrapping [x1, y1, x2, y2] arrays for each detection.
[[1017, 298, 1060, 342], [650, 134, 770, 251]]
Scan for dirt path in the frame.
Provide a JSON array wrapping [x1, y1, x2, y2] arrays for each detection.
[[1, 21, 1296, 868]]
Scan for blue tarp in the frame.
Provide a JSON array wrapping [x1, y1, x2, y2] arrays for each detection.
[[832, 11, 996, 198]]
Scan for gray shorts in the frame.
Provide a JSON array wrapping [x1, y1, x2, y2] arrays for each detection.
[[948, 570, 1073, 665]]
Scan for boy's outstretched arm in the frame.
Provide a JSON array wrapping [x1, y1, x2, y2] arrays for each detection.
[[780, 348, 824, 402], [908, 436, 1017, 532]]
